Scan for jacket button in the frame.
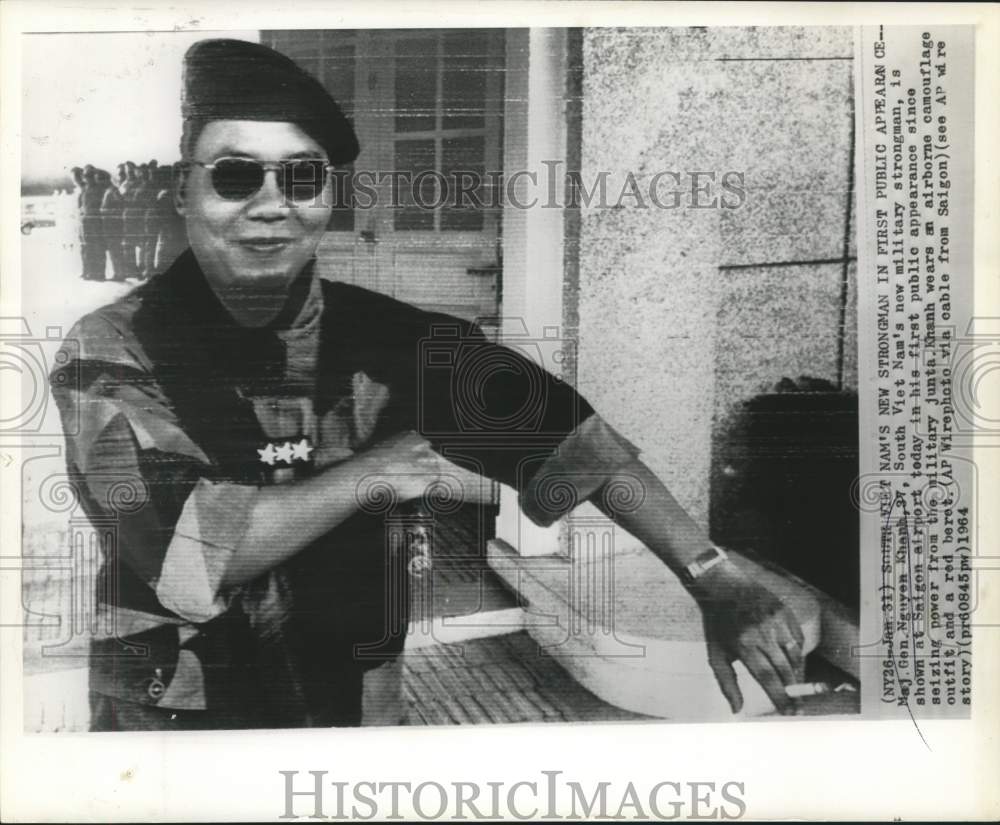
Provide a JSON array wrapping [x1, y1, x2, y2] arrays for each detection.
[[146, 668, 166, 701]]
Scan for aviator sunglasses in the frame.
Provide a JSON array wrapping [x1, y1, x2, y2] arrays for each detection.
[[188, 157, 336, 202]]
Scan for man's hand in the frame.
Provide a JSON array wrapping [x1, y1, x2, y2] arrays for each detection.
[[361, 430, 493, 507], [692, 560, 806, 715]]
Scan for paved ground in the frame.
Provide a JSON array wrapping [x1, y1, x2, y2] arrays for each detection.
[[403, 632, 649, 726]]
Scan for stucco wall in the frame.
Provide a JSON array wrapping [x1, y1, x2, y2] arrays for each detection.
[[573, 26, 855, 527]]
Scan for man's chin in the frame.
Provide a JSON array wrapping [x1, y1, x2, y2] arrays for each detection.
[[228, 264, 300, 292], [211, 260, 315, 326], [216, 286, 292, 327]]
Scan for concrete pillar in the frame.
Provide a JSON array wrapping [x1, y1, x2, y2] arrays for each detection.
[[495, 29, 571, 556]]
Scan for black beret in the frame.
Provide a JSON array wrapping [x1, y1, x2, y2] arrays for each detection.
[[182, 38, 359, 164]]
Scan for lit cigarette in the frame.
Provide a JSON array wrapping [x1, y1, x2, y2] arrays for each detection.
[[785, 682, 829, 698]]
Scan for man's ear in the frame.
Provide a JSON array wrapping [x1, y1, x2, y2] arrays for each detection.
[[173, 165, 189, 216]]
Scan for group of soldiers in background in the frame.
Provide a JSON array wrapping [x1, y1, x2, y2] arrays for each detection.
[[71, 160, 186, 282]]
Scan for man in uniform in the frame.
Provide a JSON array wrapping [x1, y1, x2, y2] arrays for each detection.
[[69, 166, 86, 278], [138, 160, 161, 279], [98, 169, 126, 281], [79, 164, 107, 280], [121, 161, 144, 279], [148, 163, 187, 277], [51, 38, 805, 731]]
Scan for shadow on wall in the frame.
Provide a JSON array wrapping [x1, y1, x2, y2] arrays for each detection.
[[709, 376, 860, 612]]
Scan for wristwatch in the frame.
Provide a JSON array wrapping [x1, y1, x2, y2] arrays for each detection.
[[682, 545, 729, 585]]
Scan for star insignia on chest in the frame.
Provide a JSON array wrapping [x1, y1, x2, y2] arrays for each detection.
[[291, 438, 314, 462], [258, 437, 314, 466]]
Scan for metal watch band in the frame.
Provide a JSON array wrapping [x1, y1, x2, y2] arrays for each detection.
[[683, 545, 729, 583]]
